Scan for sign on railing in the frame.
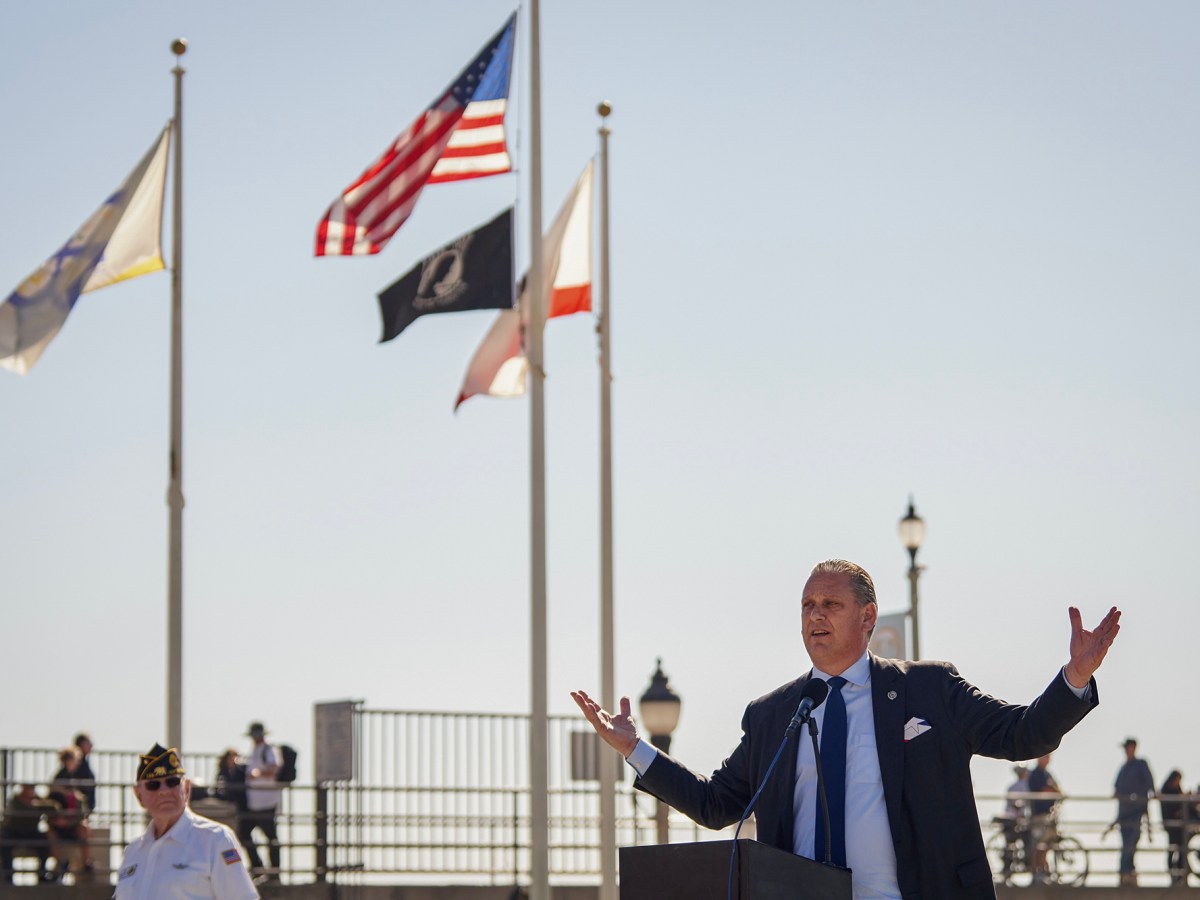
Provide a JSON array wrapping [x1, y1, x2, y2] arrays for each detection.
[[314, 699, 357, 783]]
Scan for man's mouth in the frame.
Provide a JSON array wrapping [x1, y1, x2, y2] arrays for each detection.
[[810, 629, 830, 637]]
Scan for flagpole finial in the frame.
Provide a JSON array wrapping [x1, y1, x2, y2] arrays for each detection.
[[171, 38, 187, 56], [597, 100, 612, 119]]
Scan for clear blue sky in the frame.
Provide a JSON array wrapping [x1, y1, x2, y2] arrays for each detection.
[[2, 0, 1198, 813]]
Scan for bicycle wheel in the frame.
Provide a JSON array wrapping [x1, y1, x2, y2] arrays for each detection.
[[986, 829, 1021, 884], [1184, 831, 1200, 885], [1047, 835, 1089, 887]]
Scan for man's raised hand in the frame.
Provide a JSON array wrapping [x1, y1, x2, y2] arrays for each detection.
[[571, 690, 640, 758], [1064, 605, 1121, 689]]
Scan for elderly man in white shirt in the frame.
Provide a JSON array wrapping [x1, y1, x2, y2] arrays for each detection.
[[114, 744, 258, 900]]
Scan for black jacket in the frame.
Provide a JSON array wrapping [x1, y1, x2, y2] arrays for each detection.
[[636, 655, 1097, 899]]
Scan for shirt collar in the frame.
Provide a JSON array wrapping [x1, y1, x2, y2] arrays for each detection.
[[145, 806, 197, 845], [812, 649, 872, 687]]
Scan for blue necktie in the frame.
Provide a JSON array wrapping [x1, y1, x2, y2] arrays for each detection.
[[814, 675, 847, 867]]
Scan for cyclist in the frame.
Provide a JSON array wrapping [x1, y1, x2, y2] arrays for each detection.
[[1027, 754, 1060, 883], [995, 765, 1031, 878]]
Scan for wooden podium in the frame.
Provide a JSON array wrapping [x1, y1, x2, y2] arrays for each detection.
[[620, 839, 851, 900]]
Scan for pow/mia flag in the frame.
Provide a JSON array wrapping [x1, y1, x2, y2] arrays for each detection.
[[377, 208, 513, 343]]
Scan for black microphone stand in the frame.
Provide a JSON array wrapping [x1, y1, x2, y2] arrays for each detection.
[[808, 717, 833, 866], [725, 682, 830, 899], [726, 728, 794, 900]]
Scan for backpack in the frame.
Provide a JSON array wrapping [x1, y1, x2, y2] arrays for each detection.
[[276, 744, 298, 784]]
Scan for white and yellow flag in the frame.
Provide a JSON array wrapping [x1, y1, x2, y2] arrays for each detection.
[[0, 123, 171, 374]]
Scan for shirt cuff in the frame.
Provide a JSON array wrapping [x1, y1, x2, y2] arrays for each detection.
[[626, 739, 657, 778], [1061, 666, 1092, 700]]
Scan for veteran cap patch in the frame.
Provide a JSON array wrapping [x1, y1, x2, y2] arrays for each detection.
[[137, 743, 185, 781]]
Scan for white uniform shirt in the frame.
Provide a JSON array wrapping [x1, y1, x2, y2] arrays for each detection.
[[245, 743, 281, 812], [114, 807, 258, 900]]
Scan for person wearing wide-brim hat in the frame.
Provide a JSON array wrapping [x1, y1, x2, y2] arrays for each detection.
[[113, 743, 258, 899], [240, 722, 282, 884]]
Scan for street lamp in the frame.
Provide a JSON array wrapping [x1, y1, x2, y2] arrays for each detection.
[[898, 496, 926, 660], [639, 659, 681, 844]]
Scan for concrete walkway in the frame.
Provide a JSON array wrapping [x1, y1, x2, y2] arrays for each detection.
[[0, 886, 1186, 899]]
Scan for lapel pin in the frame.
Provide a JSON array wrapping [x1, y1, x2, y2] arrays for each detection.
[[887, 691, 898, 700]]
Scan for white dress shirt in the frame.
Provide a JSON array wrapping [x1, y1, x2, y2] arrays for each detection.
[[625, 650, 900, 899], [795, 652, 899, 899], [114, 807, 258, 900]]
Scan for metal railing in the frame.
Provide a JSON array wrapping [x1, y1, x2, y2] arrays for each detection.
[[976, 791, 1200, 888], [0, 747, 299, 886], [6, 730, 1198, 889]]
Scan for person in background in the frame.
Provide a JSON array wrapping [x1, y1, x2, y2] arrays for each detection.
[[1005, 765, 1031, 820], [240, 722, 282, 885], [215, 750, 247, 801], [996, 764, 1031, 879], [0, 784, 58, 883], [1026, 754, 1061, 883], [48, 746, 93, 879], [71, 733, 97, 815], [1113, 737, 1155, 887], [113, 743, 257, 899], [1193, 780, 1200, 879], [1159, 769, 1187, 885], [215, 749, 249, 824]]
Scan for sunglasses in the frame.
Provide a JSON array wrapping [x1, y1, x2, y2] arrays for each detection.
[[143, 776, 183, 791]]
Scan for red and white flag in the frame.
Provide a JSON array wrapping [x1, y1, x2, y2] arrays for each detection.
[[315, 15, 515, 257], [455, 308, 526, 406], [427, 97, 511, 185], [455, 160, 594, 409]]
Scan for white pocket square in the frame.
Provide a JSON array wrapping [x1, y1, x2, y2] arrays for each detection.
[[904, 717, 932, 742]]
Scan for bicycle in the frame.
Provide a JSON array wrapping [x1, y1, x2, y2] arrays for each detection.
[[987, 811, 1090, 886]]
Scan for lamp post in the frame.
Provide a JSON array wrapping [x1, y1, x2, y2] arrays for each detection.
[[638, 659, 681, 844], [897, 496, 926, 660]]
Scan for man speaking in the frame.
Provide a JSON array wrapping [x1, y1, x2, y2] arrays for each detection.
[[572, 558, 1121, 899]]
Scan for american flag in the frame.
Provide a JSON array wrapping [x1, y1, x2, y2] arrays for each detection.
[[315, 14, 516, 257]]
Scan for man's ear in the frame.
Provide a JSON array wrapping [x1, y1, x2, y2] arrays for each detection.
[[863, 602, 878, 633]]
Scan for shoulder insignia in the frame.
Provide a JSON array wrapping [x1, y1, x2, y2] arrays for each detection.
[[222, 847, 242, 865]]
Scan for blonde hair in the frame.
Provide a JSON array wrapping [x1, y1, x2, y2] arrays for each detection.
[[810, 559, 877, 608]]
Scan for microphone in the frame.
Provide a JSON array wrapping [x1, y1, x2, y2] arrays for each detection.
[[785, 678, 830, 737]]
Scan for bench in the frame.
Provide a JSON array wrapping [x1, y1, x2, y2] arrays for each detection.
[[2, 826, 111, 885], [59, 826, 112, 884], [0, 835, 54, 885]]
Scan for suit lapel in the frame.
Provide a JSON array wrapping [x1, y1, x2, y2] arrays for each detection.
[[772, 673, 810, 853], [870, 654, 906, 844]]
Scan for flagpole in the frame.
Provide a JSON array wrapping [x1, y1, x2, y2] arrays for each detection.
[[596, 101, 617, 900], [526, 2, 550, 899], [167, 38, 187, 751]]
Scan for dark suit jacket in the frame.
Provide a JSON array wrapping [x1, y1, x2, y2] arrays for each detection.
[[636, 655, 1098, 899]]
